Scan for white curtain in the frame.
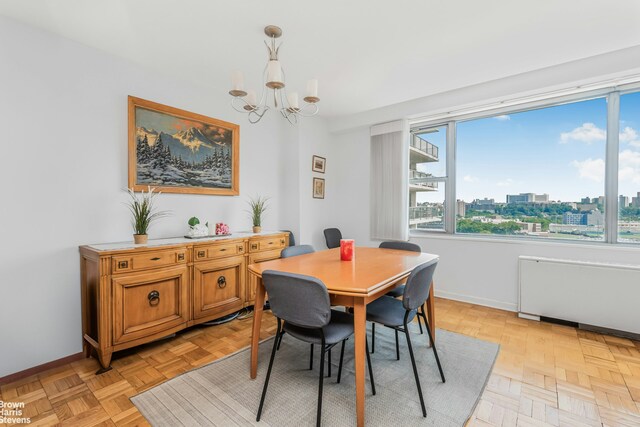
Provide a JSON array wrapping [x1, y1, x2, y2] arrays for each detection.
[[370, 120, 409, 241]]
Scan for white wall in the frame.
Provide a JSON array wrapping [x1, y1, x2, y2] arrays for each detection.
[[327, 48, 640, 312], [0, 16, 335, 377], [297, 118, 338, 249]]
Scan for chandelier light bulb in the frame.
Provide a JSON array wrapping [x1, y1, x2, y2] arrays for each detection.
[[287, 92, 299, 109]]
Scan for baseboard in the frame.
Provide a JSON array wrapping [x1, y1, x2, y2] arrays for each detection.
[[435, 290, 518, 312], [0, 352, 85, 385]]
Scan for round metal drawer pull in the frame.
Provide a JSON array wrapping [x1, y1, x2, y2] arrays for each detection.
[[148, 290, 160, 306], [217, 276, 227, 288]]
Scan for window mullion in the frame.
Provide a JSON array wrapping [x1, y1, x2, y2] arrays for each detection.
[[605, 92, 620, 244], [445, 121, 456, 233]]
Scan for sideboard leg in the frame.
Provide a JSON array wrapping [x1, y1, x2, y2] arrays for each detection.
[[83, 340, 93, 358], [95, 349, 113, 374]]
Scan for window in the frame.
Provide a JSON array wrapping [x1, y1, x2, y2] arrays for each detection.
[[618, 91, 640, 243], [408, 83, 640, 245], [409, 125, 447, 231], [456, 98, 607, 241]]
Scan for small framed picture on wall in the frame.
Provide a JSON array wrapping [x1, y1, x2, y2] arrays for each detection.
[[313, 177, 325, 199], [312, 155, 326, 173]]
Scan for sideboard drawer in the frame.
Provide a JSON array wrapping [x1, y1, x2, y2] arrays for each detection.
[[195, 242, 246, 261], [112, 266, 189, 345], [113, 249, 187, 273], [250, 236, 286, 253]]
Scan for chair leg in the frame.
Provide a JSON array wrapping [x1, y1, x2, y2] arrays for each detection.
[[327, 348, 332, 378], [395, 329, 400, 361], [371, 323, 375, 353], [423, 318, 445, 383], [417, 310, 424, 334], [337, 340, 346, 383], [276, 331, 285, 350], [404, 320, 427, 418], [316, 337, 326, 427], [257, 318, 282, 421], [365, 337, 376, 396], [309, 344, 314, 370]]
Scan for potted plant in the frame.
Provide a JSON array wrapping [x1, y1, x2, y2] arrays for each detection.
[[247, 195, 269, 233], [125, 187, 171, 244]]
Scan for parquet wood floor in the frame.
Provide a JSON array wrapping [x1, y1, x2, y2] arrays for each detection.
[[2, 298, 639, 426]]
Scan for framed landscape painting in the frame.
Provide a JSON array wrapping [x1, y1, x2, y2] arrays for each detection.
[[312, 155, 326, 173], [128, 96, 240, 195]]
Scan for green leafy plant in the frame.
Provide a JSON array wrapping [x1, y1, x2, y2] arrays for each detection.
[[247, 195, 269, 227], [125, 187, 171, 235]]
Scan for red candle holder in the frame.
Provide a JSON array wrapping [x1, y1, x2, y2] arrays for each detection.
[[340, 239, 354, 261]]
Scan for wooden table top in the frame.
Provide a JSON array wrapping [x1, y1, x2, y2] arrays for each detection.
[[248, 247, 438, 297]]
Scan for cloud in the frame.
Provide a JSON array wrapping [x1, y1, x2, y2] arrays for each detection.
[[620, 126, 640, 147], [494, 115, 511, 121], [463, 175, 479, 183], [619, 149, 640, 184], [571, 158, 604, 182], [497, 178, 515, 187], [560, 123, 606, 144]]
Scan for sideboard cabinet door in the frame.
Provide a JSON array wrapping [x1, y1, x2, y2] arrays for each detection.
[[112, 265, 189, 345], [193, 255, 246, 320]]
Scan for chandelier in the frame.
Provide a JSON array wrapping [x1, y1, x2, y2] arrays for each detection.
[[229, 25, 320, 124]]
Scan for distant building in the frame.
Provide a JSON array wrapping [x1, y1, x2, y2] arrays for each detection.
[[620, 195, 630, 208], [577, 203, 598, 212], [562, 210, 604, 226], [506, 193, 549, 204], [632, 192, 640, 208], [468, 198, 496, 212], [596, 196, 605, 205], [475, 198, 495, 205], [587, 210, 604, 226], [456, 200, 466, 217], [581, 197, 591, 204], [563, 212, 585, 225]]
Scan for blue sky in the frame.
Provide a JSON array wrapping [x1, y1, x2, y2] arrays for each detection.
[[416, 92, 640, 204]]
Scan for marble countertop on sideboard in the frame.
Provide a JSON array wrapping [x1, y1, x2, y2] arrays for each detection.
[[85, 230, 287, 252]]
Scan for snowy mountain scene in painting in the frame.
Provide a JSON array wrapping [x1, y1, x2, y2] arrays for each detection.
[[134, 107, 233, 189]]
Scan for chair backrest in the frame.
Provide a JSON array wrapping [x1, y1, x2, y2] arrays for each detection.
[[403, 259, 438, 311], [262, 270, 331, 328], [280, 244, 315, 258], [280, 230, 296, 247], [323, 228, 342, 249], [379, 241, 421, 252]]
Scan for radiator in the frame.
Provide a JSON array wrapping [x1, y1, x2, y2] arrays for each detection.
[[518, 256, 640, 335]]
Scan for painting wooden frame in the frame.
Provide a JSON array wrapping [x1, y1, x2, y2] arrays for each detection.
[[313, 177, 325, 199], [128, 96, 240, 195], [312, 155, 326, 173]]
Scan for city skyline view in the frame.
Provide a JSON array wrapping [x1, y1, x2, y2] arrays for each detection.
[[416, 92, 640, 204]]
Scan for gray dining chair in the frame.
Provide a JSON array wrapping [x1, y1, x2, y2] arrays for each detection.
[[257, 270, 375, 427], [323, 228, 342, 249], [280, 244, 315, 258], [365, 259, 445, 418], [372, 241, 429, 355], [280, 230, 296, 247]]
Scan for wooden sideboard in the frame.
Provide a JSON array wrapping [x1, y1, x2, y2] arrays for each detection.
[[79, 231, 288, 372]]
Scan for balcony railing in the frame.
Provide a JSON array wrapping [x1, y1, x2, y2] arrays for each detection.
[[409, 170, 438, 190], [409, 205, 444, 227], [410, 135, 439, 159]]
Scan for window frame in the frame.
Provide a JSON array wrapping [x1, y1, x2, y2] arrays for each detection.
[[408, 81, 640, 245]]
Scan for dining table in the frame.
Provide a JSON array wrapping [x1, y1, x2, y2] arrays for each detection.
[[248, 246, 439, 427]]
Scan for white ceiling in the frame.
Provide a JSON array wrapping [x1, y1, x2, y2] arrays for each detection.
[[1, 0, 640, 117]]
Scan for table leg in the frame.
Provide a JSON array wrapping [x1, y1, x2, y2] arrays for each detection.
[[250, 275, 266, 379], [353, 297, 366, 427], [426, 281, 436, 343]]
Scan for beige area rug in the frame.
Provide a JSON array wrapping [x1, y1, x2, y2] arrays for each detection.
[[132, 325, 499, 426]]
